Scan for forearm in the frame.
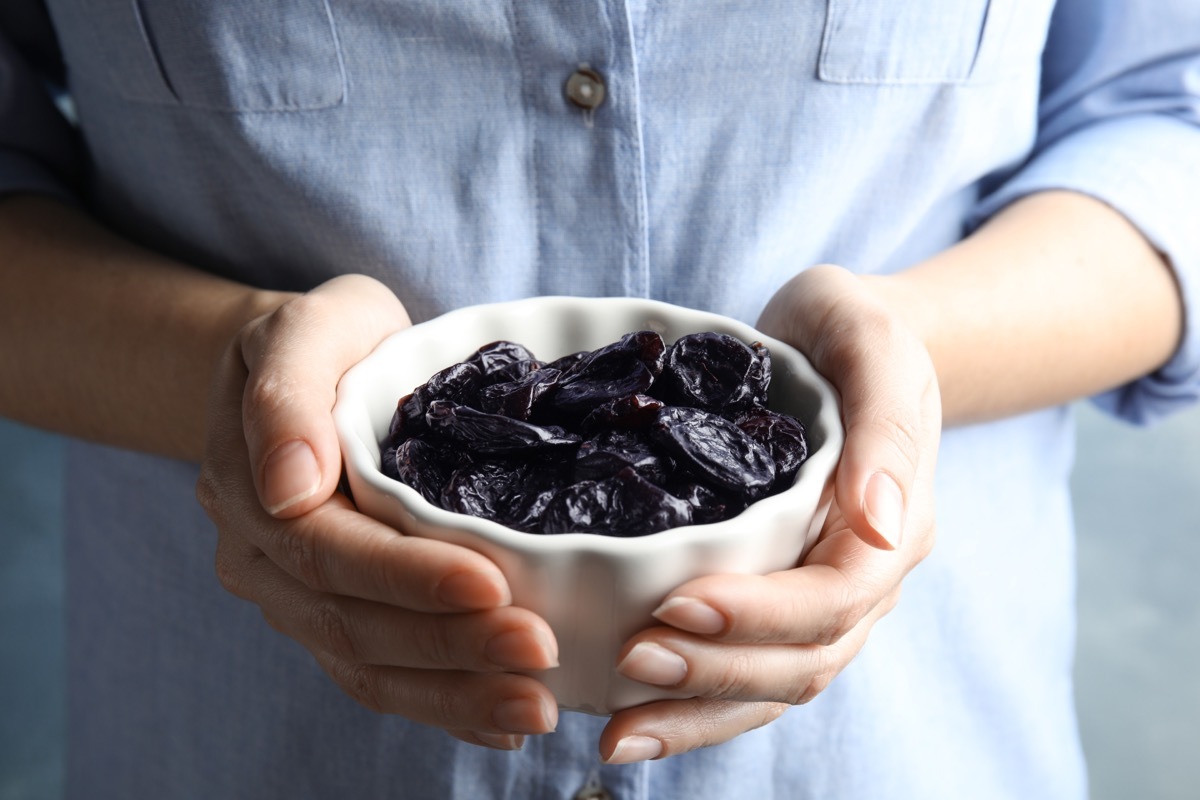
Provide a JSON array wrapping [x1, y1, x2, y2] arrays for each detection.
[[871, 190, 1185, 426], [0, 194, 295, 460]]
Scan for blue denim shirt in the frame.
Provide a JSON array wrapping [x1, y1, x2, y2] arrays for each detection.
[[3, 1, 1200, 798]]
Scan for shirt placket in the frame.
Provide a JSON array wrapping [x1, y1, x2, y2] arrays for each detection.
[[510, 0, 649, 300]]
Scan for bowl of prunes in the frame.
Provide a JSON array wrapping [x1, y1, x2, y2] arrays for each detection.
[[333, 296, 843, 714]]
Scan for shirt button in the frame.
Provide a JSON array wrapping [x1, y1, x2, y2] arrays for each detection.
[[565, 66, 607, 110]]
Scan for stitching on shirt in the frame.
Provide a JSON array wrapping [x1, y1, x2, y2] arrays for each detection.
[[506, 0, 543, 288]]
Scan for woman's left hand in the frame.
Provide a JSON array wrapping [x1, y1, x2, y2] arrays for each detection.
[[599, 264, 942, 763]]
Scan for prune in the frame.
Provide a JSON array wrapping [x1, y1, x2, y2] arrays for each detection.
[[381, 437, 463, 506], [574, 429, 670, 485], [649, 406, 775, 495], [657, 332, 770, 412], [468, 340, 538, 381], [580, 393, 664, 434], [734, 406, 809, 491], [550, 331, 666, 418], [541, 467, 692, 536], [668, 479, 742, 525], [390, 361, 483, 440], [478, 367, 562, 421], [441, 460, 565, 532], [380, 329, 810, 537], [425, 400, 580, 455]]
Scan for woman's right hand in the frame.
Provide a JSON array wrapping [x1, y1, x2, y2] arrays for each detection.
[[195, 275, 559, 750]]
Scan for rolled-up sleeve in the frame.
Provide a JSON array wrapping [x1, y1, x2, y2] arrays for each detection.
[[970, 0, 1200, 425], [0, 3, 81, 203]]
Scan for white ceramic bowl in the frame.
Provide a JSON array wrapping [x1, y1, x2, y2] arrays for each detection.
[[334, 296, 842, 714]]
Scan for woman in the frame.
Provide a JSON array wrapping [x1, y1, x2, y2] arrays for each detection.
[[1, 1, 1197, 797]]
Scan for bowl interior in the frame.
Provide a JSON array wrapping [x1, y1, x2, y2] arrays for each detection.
[[335, 296, 842, 555]]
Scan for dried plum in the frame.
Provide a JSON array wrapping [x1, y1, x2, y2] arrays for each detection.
[[734, 406, 809, 491], [541, 467, 692, 536], [441, 460, 565, 532], [574, 429, 670, 485], [379, 329, 810, 537], [649, 406, 775, 495], [580, 393, 664, 434], [381, 437, 463, 506], [478, 367, 562, 421], [468, 340, 538, 381], [658, 332, 770, 412], [390, 361, 483, 439], [425, 400, 580, 455]]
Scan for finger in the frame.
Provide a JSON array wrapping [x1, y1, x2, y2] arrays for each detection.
[[311, 651, 558, 735], [599, 699, 788, 765], [204, 464, 513, 611], [238, 274, 411, 518], [201, 358, 514, 613], [224, 540, 558, 671], [649, 530, 907, 646], [758, 265, 941, 550], [615, 587, 896, 703], [447, 730, 527, 751]]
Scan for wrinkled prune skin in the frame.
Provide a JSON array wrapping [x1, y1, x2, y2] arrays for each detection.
[[554, 332, 665, 408], [380, 330, 809, 536], [391, 361, 484, 439], [658, 332, 769, 412], [382, 437, 464, 506], [426, 400, 580, 455], [734, 406, 809, 491], [487, 358, 544, 386], [574, 429, 670, 485], [549, 357, 655, 421], [441, 460, 565, 532], [478, 367, 562, 421], [468, 340, 538, 381], [541, 467, 692, 536], [545, 350, 589, 372], [649, 406, 775, 495], [580, 393, 664, 435], [668, 479, 742, 525]]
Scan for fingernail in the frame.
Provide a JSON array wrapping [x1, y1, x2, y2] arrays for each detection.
[[605, 735, 663, 764], [436, 570, 512, 610], [263, 440, 321, 515], [652, 596, 727, 635], [474, 732, 525, 751], [485, 627, 559, 670], [864, 471, 905, 549], [492, 696, 557, 735], [616, 642, 687, 687]]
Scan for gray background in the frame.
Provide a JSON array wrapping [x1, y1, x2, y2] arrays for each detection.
[[1, 403, 1198, 798]]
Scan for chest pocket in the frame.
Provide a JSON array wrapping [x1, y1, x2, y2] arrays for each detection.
[[58, 0, 344, 112], [819, 0, 1001, 85]]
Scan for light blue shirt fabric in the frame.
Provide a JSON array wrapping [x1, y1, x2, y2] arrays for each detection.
[[3, 2, 1200, 798]]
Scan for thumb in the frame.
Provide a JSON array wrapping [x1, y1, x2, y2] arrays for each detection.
[[238, 274, 411, 518], [760, 265, 939, 551]]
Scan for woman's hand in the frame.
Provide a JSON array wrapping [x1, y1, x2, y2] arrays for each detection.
[[599, 264, 941, 763], [195, 275, 560, 750]]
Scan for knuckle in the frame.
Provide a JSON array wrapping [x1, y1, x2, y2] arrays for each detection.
[[245, 371, 299, 417], [278, 525, 334, 592], [427, 685, 467, 727], [194, 472, 223, 522], [213, 547, 243, 597], [409, 619, 457, 669], [709, 650, 757, 699], [814, 577, 865, 646], [310, 598, 360, 663], [334, 661, 385, 715], [791, 668, 836, 705]]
